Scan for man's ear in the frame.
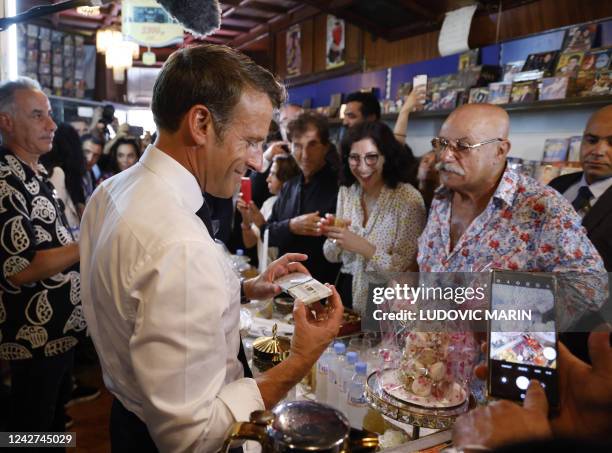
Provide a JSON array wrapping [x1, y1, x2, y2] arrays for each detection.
[[185, 104, 214, 146], [0, 112, 13, 134], [498, 139, 511, 158]]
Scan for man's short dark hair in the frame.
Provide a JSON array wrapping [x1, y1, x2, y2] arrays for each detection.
[[151, 44, 286, 136], [287, 111, 330, 145], [339, 121, 413, 188], [81, 134, 103, 147], [345, 91, 381, 120]]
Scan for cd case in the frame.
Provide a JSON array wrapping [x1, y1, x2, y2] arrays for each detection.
[[274, 272, 332, 305]]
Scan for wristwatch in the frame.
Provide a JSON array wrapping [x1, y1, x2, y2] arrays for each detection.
[[239, 278, 249, 304]]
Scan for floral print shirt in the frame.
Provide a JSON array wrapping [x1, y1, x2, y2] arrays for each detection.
[[418, 167, 605, 273], [0, 147, 84, 360]]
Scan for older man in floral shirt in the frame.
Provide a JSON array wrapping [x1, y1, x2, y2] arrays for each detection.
[[418, 104, 606, 339], [418, 104, 603, 274]]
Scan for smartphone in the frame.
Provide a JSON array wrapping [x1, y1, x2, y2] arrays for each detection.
[[487, 271, 559, 408], [240, 177, 252, 204], [412, 74, 428, 104]]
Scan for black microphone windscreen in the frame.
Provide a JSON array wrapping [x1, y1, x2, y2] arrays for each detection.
[[156, 0, 221, 37]]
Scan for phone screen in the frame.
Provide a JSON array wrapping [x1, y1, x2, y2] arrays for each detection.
[[240, 177, 252, 204], [488, 271, 559, 407]]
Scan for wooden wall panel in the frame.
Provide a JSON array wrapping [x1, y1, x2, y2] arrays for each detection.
[[364, 30, 441, 70], [362, 0, 612, 71], [312, 14, 328, 73], [275, 29, 287, 80], [470, 0, 612, 48]]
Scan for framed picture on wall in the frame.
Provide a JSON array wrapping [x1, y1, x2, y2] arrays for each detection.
[[555, 52, 584, 78], [539, 76, 569, 100], [522, 51, 559, 76], [326, 15, 345, 69], [562, 24, 598, 52], [286, 24, 301, 77]]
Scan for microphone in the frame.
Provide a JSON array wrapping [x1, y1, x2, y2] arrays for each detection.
[[0, 0, 221, 38], [155, 0, 221, 37]]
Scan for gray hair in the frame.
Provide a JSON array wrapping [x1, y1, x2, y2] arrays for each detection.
[[0, 77, 42, 115]]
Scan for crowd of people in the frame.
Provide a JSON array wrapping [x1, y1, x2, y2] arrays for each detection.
[[0, 43, 610, 452]]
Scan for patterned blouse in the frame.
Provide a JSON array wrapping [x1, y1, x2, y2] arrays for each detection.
[[0, 147, 84, 360], [417, 167, 604, 273], [324, 182, 426, 314]]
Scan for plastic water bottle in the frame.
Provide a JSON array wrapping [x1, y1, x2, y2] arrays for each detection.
[[315, 345, 333, 404], [234, 249, 250, 273], [327, 342, 346, 409], [338, 351, 358, 416], [346, 362, 368, 429]]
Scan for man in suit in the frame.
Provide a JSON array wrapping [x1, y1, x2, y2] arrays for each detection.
[[550, 105, 612, 362], [549, 105, 612, 271]]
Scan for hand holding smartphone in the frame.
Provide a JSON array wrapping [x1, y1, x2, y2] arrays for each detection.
[[487, 271, 559, 408], [240, 177, 252, 204]]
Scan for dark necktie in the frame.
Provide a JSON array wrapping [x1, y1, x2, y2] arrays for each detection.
[[571, 186, 593, 213], [195, 198, 253, 379]]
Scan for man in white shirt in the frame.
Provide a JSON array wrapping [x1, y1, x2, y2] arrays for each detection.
[[80, 44, 343, 453]]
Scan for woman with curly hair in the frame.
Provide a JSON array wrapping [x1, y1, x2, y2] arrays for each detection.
[[320, 121, 426, 314]]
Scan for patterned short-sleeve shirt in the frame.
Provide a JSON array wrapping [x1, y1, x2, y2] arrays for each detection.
[[417, 166, 605, 274], [0, 147, 84, 360]]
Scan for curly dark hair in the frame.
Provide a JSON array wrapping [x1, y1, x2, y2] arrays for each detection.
[[339, 121, 415, 189], [41, 123, 87, 206], [286, 111, 330, 145], [108, 137, 141, 174]]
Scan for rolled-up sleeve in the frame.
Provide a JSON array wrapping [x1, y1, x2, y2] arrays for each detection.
[[128, 241, 263, 453]]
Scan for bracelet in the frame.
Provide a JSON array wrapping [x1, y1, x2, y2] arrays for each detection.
[[239, 278, 249, 304], [395, 132, 406, 137]]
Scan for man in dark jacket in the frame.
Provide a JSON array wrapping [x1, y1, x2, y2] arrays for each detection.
[[264, 112, 341, 284], [550, 105, 612, 362], [549, 105, 612, 271]]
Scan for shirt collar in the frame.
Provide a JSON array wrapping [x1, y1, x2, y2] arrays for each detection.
[[433, 165, 517, 207], [139, 145, 203, 214], [582, 173, 612, 199]]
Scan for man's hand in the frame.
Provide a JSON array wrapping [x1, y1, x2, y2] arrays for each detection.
[[473, 329, 612, 441], [453, 380, 552, 450], [247, 202, 266, 228], [551, 330, 612, 439], [263, 141, 289, 162], [290, 285, 344, 365], [400, 89, 420, 115], [242, 253, 309, 301], [289, 212, 322, 236], [236, 195, 252, 225]]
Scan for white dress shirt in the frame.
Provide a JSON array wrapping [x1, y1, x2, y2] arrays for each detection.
[[562, 173, 612, 216], [80, 145, 264, 452]]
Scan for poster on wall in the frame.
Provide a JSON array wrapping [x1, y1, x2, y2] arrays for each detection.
[[326, 15, 345, 69], [286, 24, 301, 77], [122, 0, 184, 47]]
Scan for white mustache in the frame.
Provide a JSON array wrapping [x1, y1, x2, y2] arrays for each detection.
[[435, 161, 466, 176]]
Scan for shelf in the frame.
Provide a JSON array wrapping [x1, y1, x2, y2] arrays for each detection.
[[326, 94, 612, 125]]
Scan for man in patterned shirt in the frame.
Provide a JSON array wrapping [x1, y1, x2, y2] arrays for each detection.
[[418, 104, 603, 274], [0, 78, 83, 434], [418, 104, 606, 337]]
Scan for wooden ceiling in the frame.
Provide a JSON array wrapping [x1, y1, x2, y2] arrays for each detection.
[[17, 0, 540, 45]]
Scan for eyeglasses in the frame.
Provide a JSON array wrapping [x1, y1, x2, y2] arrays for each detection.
[[583, 133, 612, 147], [431, 137, 505, 157], [348, 153, 380, 167]]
